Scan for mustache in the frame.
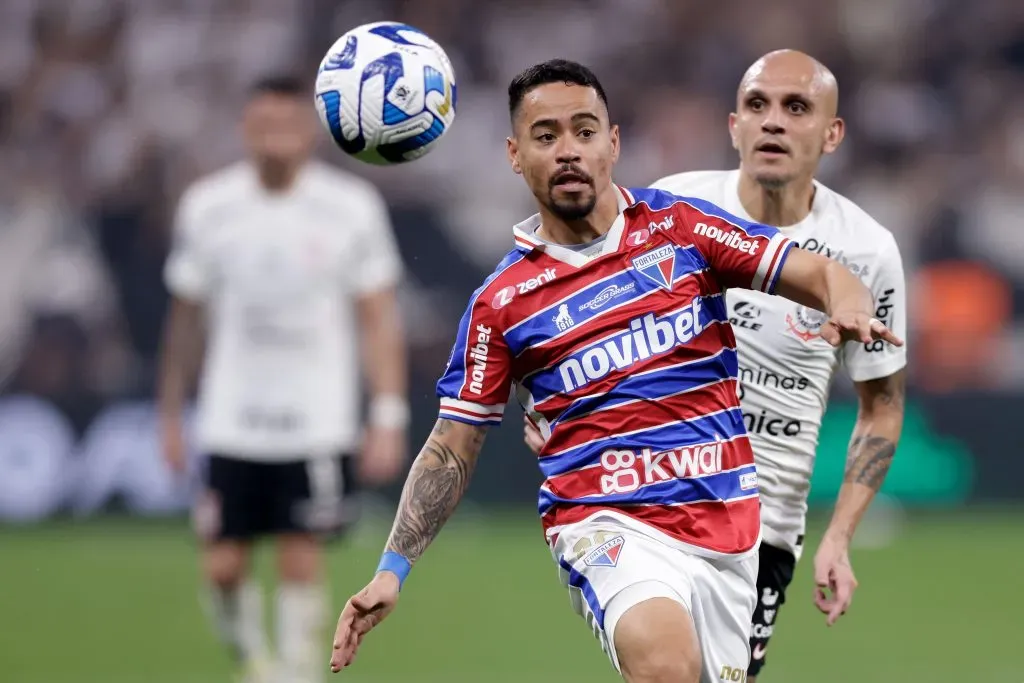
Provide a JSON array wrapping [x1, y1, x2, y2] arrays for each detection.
[[549, 165, 594, 188]]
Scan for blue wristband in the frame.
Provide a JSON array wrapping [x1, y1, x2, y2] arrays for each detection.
[[376, 551, 412, 589]]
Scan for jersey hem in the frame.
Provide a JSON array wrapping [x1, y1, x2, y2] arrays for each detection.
[[844, 355, 907, 383], [545, 509, 761, 562]]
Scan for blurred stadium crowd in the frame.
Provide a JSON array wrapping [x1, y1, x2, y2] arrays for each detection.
[[0, 0, 1022, 443]]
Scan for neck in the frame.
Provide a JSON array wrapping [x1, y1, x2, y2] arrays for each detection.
[[256, 159, 300, 193], [737, 170, 816, 228], [536, 185, 621, 245]]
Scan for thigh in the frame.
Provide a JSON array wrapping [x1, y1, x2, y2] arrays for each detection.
[[689, 552, 759, 683], [747, 542, 797, 677], [552, 522, 695, 674], [196, 454, 273, 543], [270, 454, 360, 539]]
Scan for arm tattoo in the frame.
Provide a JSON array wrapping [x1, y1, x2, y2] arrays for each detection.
[[845, 370, 905, 491], [386, 420, 484, 562], [844, 435, 896, 491]]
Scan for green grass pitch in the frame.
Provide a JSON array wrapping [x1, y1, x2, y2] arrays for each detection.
[[1, 507, 1021, 683]]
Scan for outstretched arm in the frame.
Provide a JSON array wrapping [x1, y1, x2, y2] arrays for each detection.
[[330, 417, 488, 672], [773, 248, 900, 347], [384, 418, 486, 565]]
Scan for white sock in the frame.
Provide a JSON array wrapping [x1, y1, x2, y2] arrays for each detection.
[[203, 580, 269, 663], [276, 582, 329, 683]]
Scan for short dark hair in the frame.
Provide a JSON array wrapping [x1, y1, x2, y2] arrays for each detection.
[[507, 59, 609, 122], [248, 74, 307, 98]]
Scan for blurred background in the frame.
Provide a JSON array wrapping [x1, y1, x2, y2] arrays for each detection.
[[0, 1, 1021, 682]]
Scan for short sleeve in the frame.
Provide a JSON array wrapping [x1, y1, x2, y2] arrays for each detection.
[[163, 188, 211, 301], [842, 237, 908, 382], [677, 197, 796, 294], [435, 287, 512, 427], [350, 186, 403, 296]]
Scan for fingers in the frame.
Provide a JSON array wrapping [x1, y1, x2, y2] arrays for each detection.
[[827, 575, 856, 626], [819, 323, 841, 347], [814, 585, 833, 614], [522, 415, 544, 454], [869, 318, 904, 346], [813, 561, 834, 614]]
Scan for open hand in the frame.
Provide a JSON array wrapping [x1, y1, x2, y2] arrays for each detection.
[[330, 571, 401, 672]]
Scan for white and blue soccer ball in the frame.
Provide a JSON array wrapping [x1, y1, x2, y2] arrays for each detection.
[[314, 22, 457, 165]]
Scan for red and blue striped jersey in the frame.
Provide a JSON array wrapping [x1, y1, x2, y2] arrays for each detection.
[[436, 186, 796, 557]]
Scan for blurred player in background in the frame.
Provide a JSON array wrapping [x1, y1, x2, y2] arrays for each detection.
[[157, 75, 408, 683], [522, 49, 908, 682], [329, 59, 901, 683]]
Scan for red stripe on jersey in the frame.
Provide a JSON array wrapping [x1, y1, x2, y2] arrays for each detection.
[[530, 324, 732, 415], [544, 436, 753, 499], [542, 496, 761, 555], [542, 378, 740, 453]]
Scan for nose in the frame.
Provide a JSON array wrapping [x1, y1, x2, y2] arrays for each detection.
[[761, 105, 786, 135], [555, 138, 582, 165]]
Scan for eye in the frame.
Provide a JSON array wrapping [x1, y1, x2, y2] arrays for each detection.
[[578, 128, 595, 139], [536, 132, 556, 143], [788, 101, 808, 114], [748, 98, 765, 112]]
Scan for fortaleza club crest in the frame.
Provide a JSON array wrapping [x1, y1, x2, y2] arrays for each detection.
[[785, 305, 829, 342], [583, 535, 625, 567], [631, 245, 676, 291]]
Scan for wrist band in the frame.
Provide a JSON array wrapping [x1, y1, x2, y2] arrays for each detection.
[[376, 551, 412, 589], [370, 394, 411, 429]]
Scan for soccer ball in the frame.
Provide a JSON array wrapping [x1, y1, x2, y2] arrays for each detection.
[[314, 22, 457, 165]]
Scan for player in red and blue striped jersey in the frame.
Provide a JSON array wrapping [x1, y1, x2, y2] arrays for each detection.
[[330, 59, 902, 683]]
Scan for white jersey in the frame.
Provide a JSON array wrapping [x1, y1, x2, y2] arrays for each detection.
[[164, 160, 403, 460], [651, 170, 907, 559]]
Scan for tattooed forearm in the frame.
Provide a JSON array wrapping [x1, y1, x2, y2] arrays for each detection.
[[843, 435, 896, 490], [843, 369, 905, 491], [386, 419, 485, 563]]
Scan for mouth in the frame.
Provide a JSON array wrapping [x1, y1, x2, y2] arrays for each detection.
[[754, 141, 789, 157], [551, 170, 591, 191]]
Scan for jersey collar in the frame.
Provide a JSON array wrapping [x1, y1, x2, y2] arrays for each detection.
[[512, 185, 635, 268]]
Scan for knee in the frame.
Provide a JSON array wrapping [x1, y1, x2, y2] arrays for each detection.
[[204, 544, 249, 588], [612, 595, 701, 683]]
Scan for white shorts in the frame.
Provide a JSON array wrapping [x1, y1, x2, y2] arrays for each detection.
[[552, 515, 757, 682]]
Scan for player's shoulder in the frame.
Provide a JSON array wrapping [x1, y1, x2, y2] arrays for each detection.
[[626, 181, 764, 236], [301, 159, 386, 205], [648, 169, 734, 196], [178, 161, 253, 213], [813, 180, 900, 254]]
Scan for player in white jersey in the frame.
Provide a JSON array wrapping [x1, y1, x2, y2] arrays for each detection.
[[524, 50, 908, 681], [157, 76, 409, 683]]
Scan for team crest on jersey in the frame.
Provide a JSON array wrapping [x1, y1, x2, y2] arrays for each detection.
[[785, 305, 828, 342], [583, 535, 625, 567], [631, 245, 675, 291]]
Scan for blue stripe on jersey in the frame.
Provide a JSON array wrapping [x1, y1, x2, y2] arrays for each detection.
[[503, 244, 706, 357], [524, 294, 727, 405], [765, 239, 795, 294], [435, 250, 526, 400], [551, 347, 738, 427], [558, 557, 606, 629], [539, 463, 758, 517], [628, 187, 780, 240], [538, 408, 746, 479]]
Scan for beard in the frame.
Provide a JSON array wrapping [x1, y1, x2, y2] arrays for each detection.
[[546, 164, 597, 220], [546, 190, 598, 220]]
